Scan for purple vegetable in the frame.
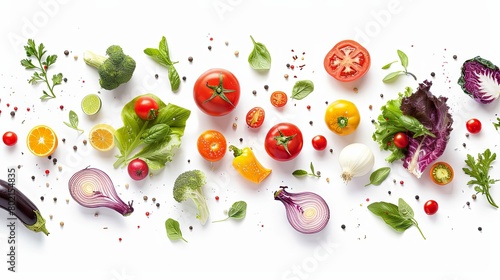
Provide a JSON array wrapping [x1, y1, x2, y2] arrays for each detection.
[[68, 167, 134, 216], [274, 186, 330, 234], [458, 56, 500, 104], [400, 81, 453, 178]]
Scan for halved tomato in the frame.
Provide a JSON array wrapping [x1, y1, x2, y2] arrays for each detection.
[[324, 40, 371, 82], [246, 107, 265, 128]]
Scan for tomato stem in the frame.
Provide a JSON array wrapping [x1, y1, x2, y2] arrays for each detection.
[[274, 129, 296, 156], [204, 72, 235, 107]]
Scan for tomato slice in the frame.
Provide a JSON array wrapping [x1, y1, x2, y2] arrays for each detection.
[[245, 107, 265, 128], [324, 40, 371, 82], [429, 162, 454, 185], [270, 91, 288, 107]]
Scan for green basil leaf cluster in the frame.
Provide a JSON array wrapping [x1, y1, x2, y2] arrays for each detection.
[[113, 93, 190, 171], [165, 218, 187, 242], [292, 162, 320, 178], [248, 35, 271, 70], [144, 36, 181, 92], [368, 198, 426, 239], [381, 50, 417, 83]]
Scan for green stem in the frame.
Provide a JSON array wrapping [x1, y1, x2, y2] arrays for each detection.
[[406, 71, 417, 81], [485, 187, 498, 208], [411, 218, 426, 240], [36, 56, 56, 99]]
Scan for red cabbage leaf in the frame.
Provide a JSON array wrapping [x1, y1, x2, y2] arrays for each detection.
[[457, 56, 500, 104]]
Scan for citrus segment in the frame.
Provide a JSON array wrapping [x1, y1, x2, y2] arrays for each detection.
[[89, 124, 115, 151], [81, 94, 102, 115], [26, 125, 58, 157]]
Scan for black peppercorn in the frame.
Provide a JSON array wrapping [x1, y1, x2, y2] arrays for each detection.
[[341, 224, 346, 230], [415, 195, 420, 200], [64, 50, 69, 56], [63, 78, 68, 83], [188, 56, 193, 62], [156, 202, 160, 207], [453, 55, 457, 60], [208, 46, 212, 51], [430, 72, 435, 77], [31, 176, 35, 180], [10, 111, 15, 117], [478, 227, 482, 232], [466, 201, 470, 206], [252, 90, 257, 95], [388, 191, 392, 195], [264, 85, 269, 90], [182, 76, 186, 81], [155, 74, 159, 79], [40, 196, 44, 201], [189, 226, 193, 230]]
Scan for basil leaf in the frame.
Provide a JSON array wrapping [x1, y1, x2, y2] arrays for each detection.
[[292, 170, 309, 177], [248, 35, 271, 70], [167, 65, 180, 92], [365, 167, 391, 186], [291, 80, 314, 100], [69, 110, 79, 128], [165, 218, 187, 242], [397, 198, 414, 219], [144, 36, 181, 92], [141, 124, 170, 144], [367, 201, 413, 232], [228, 201, 247, 219], [382, 71, 404, 83], [397, 50, 409, 70], [381, 60, 398, 70]]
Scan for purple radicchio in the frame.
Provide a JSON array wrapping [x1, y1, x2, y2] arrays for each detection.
[[457, 56, 500, 104], [400, 80, 453, 178]]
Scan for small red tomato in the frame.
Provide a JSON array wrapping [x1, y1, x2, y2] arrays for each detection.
[[134, 96, 159, 121], [423, 200, 439, 215], [466, 118, 481, 134], [127, 158, 149, 181], [2, 131, 18, 146], [311, 135, 327, 151], [245, 107, 265, 128], [393, 132, 409, 149], [270, 91, 288, 108]]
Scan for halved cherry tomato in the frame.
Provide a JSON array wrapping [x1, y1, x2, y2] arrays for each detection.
[[193, 68, 240, 116], [324, 99, 360, 136], [424, 200, 439, 215], [311, 135, 327, 151], [270, 91, 288, 107], [393, 132, 409, 149], [324, 39, 371, 82], [466, 118, 481, 134], [197, 130, 227, 162], [245, 107, 265, 128], [429, 162, 454, 185]]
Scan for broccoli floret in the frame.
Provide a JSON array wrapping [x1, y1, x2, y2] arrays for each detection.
[[173, 170, 209, 225], [83, 45, 136, 90]]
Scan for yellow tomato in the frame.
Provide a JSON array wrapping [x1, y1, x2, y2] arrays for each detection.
[[324, 99, 360, 135]]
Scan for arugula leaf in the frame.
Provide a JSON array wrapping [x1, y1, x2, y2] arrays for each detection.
[[63, 110, 83, 133], [291, 80, 314, 100], [113, 94, 190, 171], [165, 218, 187, 242], [365, 167, 391, 186], [463, 149, 499, 208], [493, 117, 500, 131], [144, 36, 181, 92], [213, 201, 247, 223], [248, 35, 271, 70]]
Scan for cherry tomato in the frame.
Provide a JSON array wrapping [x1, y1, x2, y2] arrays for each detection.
[[466, 118, 481, 134], [324, 99, 360, 136], [270, 91, 288, 107], [127, 158, 149, 181], [134, 96, 159, 120], [424, 200, 439, 215], [2, 131, 18, 146], [429, 162, 454, 185], [245, 107, 265, 128], [324, 40, 371, 82], [393, 132, 409, 149], [197, 130, 227, 162], [193, 68, 240, 116], [264, 123, 303, 161], [311, 135, 327, 151]]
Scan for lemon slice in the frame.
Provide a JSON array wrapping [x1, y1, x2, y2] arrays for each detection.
[[81, 94, 102, 116], [89, 124, 115, 152]]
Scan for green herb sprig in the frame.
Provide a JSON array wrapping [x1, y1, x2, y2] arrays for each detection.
[[493, 117, 500, 131], [144, 36, 181, 92], [382, 50, 417, 83], [368, 198, 426, 240], [20, 39, 63, 100], [212, 201, 247, 223], [165, 218, 187, 242], [463, 148, 499, 208], [292, 162, 320, 178], [63, 110, 84, 133]]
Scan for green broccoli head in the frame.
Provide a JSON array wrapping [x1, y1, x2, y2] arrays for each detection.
[[173, 170, 209, 225], [83, 45, 136, 90]]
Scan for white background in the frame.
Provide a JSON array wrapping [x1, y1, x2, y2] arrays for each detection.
[[1, 0, 499, 279]]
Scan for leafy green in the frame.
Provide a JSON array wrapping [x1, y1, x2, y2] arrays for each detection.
[[368, 198, 426, 239], [63, 110, 84, 133], [292, 162, 320, 178], [381, 50, 417, 83], [144, 36, 181, 92], [291, 80, 314, 100], [248, 35, 271, 70], [165, 218, 187, 242], [113, 94, 190, 171], [365, 167, 391, 186], [20, 39, 63, 100], [213, 201, 247, 223], [463, 149, 499, 208], [493, 117, 500, 131]]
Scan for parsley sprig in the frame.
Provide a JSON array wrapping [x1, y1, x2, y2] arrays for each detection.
[[463, 149, 499, 208], [20, 39, 63, 100]]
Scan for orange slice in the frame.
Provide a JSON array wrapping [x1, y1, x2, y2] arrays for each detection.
[[26, 125, 58, 157], [89, 124, 115, 152]]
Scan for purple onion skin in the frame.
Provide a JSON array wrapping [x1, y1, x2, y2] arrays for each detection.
[[68, 168, 134, 216], [274, 187, 330, 234], [458, 56, 500, 104]]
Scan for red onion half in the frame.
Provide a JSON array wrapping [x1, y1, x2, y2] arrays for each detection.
[[274, 186, 330, 234], [68, 167, 134, 216]]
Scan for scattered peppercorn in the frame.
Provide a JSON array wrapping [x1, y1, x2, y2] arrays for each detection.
[[73, 145, 77, 151], [369, 105, 373, 110], [187, 159, 191, 163], [239, 137, 243, 142], [189, 226, 193, 230], [182, 76, 186, 81], [83, 139, 87, 145], [215, 196, 220, 201], [152, 197, 156, 202], [286, 63, 290, 68], [252, 90, 257, 95], [329, 148, 333, 153], [155, 74, 159, 79], [60, 221, 64, 227], [415, 195, 419, 200], [31, 176, 35, 180], [453, 55, 457, 60], [465, 133, 469, 137], [388, 191, 392, 195], [40, 196, 44, 201], [10, 111, 15, 117], [466, 201, 470, 206], [430, 72, 435, 77], [234, 50, 239, 56], [478, 227, 482, 232], [284, 74, 289, 79], [264, 85, 269, 90], [309, 121, 313, 125], [341, 224, 346, 230], [462, 143, 466, 148], [371, 119, 375, 124], [62, 138, 66, 143], [156, 202, 160, 207], [472, 194, 477, 200], [64, 50, 69, 56], [188, 56, 193, 62], [63, 78, 68, 83], [400, 180, 404, 185], [53, 197, 57, 202], [208, 46, 212, 51], [143, 195, 148, 201]]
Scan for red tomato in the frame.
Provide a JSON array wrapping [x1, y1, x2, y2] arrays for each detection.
[[134, 96, 159, 120], [466, 118, 481, 134], [393, 132, 409, 149], [197, 130, 227, 162], [424, 200, 439, 215], [270, 91, 288, 107], [245, 107, 265, 128], [324, 40, 371, 82], [127, 158, 149, 181], [2, 131, 18, 146], [264, 123, 303, 161], [193, 68, 240, 116], [311, 135, 327, 151]]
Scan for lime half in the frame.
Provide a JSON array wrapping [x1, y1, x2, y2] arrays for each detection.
[[81, 94, 102, 115]]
